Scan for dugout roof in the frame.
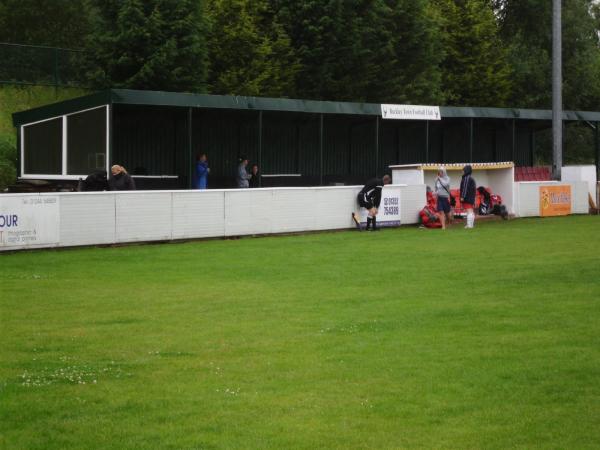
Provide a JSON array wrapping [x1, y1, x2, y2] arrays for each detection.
[[11, 89, 600, 189], [12, 88, 600, 126]]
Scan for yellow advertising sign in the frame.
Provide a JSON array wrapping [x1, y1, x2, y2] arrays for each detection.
[[540, 185, 572, 216]]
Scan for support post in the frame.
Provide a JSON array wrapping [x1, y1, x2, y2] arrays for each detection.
[[258, 111, 263, 187], [492, 126, 497, 162], [511, 119, 516, 163], [469, 118, 474, 162], [108, 103, 114, 172], [375, 116, 379, 177], [596, 122, 600, 182], [319, 113, 324, 186], [552, 0, 563, 179], [530, 129, 536, 167], [425, 121, 429, 163], [187, 107, 193, 189]]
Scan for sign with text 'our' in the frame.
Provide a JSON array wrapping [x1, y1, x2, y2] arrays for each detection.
[[0, 196, 60, 248], [539, 185, 571, 216]]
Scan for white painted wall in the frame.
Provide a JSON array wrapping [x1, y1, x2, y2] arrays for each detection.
[[0, 185, 425, 252], [561, 165, 597, 200], [487, 167, 515, 214], [392, 168, 424, 186], [514, 181, 588, 217]]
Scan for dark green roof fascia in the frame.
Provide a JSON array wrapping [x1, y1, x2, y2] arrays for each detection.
[[12, 88, 600, 126], [110, 89, 381, 115], [12, 90, 112, 127], [439, 106, 600, 121], [111, 90, 600, 121]]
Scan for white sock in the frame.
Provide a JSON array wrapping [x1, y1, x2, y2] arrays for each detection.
[[467, 212, 475, 228]]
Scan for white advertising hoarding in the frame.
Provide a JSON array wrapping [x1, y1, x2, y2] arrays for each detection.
[[358, 186, 402, 227], [0, 195, 60, 248], [381, 104, 441, 120]]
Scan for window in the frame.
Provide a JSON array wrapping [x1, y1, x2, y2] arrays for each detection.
[[23, 117, 62, 175], [21, 105, 108, 178], [67, 107, 107, 175]]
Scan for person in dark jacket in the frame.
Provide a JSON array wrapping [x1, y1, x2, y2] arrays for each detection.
[[357, 174, 392, 231], [249, 163, 260, 188], [460, 164, 476, 228], [108, 165, 136, 191], [80, 170, 109, 191], [195, 153, 210, 190]]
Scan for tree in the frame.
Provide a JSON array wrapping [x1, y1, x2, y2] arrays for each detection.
[[0, 0, 89, 48], [495, 0, 600, 110], [206, 0, 299, 97], [274, 0, 445, 103], [82, 0, 209, 92], [434, 0, 512, 107], [365, 0, 446, 104]]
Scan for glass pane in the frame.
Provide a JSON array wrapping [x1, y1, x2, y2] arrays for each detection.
[[23, 117, 62, 175], [67, 106, 107, 175]]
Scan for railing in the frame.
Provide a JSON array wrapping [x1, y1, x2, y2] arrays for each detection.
[[0, 42, 85, 87]]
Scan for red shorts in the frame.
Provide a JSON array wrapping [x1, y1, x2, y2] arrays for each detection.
[[462, 202, 474, 209]]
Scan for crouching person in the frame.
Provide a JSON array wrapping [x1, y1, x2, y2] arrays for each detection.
[[357, 174, 392, 231]]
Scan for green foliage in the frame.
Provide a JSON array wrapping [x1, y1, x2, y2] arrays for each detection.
[[82, 0, 209, 92], [435, 0, 512, 107], [1, 217, 600, 448], [274, 0, 445, 103], [496, 0, 600, 110], [367, 0, 445, 105], [0, 0, 89, 47], [206, 0, 299, 97], [0, 85, 88, 187], [0, 134, 16, 190]]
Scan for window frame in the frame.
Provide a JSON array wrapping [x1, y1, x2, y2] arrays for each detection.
[[20, 105, 110, 180]]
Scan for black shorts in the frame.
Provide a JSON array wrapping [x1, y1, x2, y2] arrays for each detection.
[[437, 196, 451, 214], [357, 194, 374, 210]]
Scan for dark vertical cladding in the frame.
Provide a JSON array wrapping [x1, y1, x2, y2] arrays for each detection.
[[473, 119, 496, 163], [113, 104, 186, 180], [110, 104, 541, 188], [442, 119, 470, 163], [321, 115, 377, 185], [192, 109, 258, 188]]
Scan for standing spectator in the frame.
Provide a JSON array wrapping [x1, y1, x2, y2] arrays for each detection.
[[236, 156, 252, 188], [460, 164, 477, 228], [108, 165, 136, 191], [357, 174, 392, 231], [249, 163, 260, 188], [195, 153, 210, 190], [434, 166, 453, 229]]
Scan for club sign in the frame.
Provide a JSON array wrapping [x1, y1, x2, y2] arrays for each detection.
[[381, 104, 441, 120]]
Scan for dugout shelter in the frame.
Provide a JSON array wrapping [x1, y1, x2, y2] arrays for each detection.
[[11, 89, 600, 190]]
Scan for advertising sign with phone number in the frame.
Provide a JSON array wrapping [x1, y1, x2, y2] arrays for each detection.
[[0, 196, 60, 249], [358, 186, 402, 227]]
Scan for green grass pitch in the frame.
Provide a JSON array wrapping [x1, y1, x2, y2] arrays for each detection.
[[1, 216, 599, 449]]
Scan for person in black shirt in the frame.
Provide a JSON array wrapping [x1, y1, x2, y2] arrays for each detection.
[[460, 164, 477, 228], [357, 174, 391, 231], [249, 163, 260, 188]]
